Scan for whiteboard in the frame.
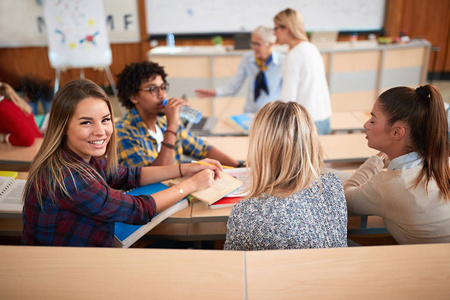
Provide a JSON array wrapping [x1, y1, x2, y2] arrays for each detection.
[[0, 0, 139, 48], [146, 0, 386, 35], [43, 0, 111, 68]]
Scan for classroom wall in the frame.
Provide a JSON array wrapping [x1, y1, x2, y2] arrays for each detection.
[[384, 0, 450, 78], [0, 0, 449, 89]]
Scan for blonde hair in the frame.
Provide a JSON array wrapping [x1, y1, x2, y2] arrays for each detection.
[[24, 79, 118, 209], [253, 26, 276, 44], [0, 81, 32, 115], [247, 101, 323, 198], [274, 8, 309, 42]]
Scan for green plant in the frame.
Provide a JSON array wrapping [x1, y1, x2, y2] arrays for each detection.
[[211, 35, 223, 45]]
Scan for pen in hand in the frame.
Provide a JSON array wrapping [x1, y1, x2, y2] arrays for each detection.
[[190, 160, 234, 169]]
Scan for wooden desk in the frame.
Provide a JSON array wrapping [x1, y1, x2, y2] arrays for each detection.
[[2, 244, 449, 299], [0, 246, 244, 300], [204, 133, 377, 163], [320, 133, 378, 163], [330, 111, 365, 132], [206, 111, 366, 136], [191, 200, 232, 223], [246, 244, 450, 299], [0, 138, 42, 171], [352, 110, 371, 125]]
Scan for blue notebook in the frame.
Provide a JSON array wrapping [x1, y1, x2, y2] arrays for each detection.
[[225, 113, 254, 133], [114, 182, 188, 248]]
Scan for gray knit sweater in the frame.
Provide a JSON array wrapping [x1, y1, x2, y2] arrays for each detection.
[[224, 173, 347, 250]]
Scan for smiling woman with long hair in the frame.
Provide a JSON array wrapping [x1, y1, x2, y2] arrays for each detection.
[[22, 78, 223, 247], [344, 85, 450, 244]]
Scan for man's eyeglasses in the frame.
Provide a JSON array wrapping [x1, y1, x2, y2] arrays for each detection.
[[138, 83, 170, 97]]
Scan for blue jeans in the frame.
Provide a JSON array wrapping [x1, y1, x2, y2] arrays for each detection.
[[315, 118, 330, 135]]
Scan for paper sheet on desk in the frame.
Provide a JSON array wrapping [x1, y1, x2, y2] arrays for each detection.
[[224, 168, 250, 197]]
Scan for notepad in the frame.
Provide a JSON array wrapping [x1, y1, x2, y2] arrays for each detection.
[[167, 172, 243, 205], [0, 175, 26, 212], [114, 182, 188, 248], [225, 113, 254, 134], [222, 167, 250, 197]]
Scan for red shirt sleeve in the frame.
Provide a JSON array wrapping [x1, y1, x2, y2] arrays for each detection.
[[0, 100, 42, 146]]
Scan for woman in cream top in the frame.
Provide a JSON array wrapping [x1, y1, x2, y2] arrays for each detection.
[[344, 85, 450, 244]]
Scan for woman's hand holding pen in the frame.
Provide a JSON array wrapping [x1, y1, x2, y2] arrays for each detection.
[[179, 159, 221, 192]]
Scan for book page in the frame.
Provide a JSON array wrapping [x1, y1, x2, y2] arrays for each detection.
[[0, 179, 26, 212], [168, 172, 243, 205]]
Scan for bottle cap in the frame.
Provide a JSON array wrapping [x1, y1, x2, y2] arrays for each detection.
[[162, 99, 168, 106]]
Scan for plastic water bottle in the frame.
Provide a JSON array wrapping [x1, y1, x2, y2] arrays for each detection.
[[162, 99, 202, 124], [166, 33, 175, 54]]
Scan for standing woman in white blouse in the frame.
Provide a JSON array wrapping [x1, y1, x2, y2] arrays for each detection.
[[344, 85, 450, 244], [273, 8, 332, 135]]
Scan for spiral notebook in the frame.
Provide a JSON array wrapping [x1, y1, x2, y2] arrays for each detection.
[[0, 175, 26, 212]]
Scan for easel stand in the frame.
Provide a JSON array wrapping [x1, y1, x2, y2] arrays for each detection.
[[53, 66, 125, 116]]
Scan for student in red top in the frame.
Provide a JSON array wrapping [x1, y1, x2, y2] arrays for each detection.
[[0, 81, 42, 146]]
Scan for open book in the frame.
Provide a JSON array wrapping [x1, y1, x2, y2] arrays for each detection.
[[114, 182, 188, 248], [208, 168, 250, 209], [167, 172, 243, 205], [0, 174, 26, 212]]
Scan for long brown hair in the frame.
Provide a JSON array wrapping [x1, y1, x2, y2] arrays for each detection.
[[378, 85, 450, 201], [24, 79, 118, 208], [247, 101, 323, 198]]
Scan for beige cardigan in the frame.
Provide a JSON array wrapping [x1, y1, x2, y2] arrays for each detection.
[[344, 156, 450, 244]]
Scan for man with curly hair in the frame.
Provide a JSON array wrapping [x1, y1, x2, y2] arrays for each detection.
[[115, 61, 239, 168]]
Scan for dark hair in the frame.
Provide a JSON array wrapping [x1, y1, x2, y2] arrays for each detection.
[[116, 61, 167, 110], [20, 74, 54, 103], [378, 85, 450, 200]]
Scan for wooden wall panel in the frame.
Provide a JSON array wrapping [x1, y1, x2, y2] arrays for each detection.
[[385, 0, 450, 74]]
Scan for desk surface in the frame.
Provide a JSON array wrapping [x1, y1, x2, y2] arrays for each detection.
[[204, 133, 377, 163], [330, 111, 367, 132], [320, 133, 378, 163], [209, 111, 367, 136], [246, 243, 450, 299], [0, 246, 244, 300], [0, 138, 42, 171]]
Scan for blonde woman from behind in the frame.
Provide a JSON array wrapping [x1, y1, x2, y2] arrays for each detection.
[[224, 100, 347, 250]]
